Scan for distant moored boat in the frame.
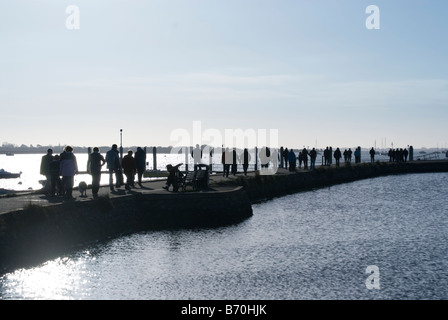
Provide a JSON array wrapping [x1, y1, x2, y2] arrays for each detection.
[[0, 169, 22, 179]]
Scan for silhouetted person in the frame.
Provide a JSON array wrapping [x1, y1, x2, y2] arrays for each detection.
[[398, 148, 404, 162], [231, 148, 238, 175], [310, 148, 317, 170], [334, 148, 342, 167], [279, 146, 284, 168], [59, 145, 78, 199], [369, 147, 375, 163], [403, 148, 409, 162], [87, 147, 105, 197], [40, 148, 53, 195], [347, 148, 352, 163], [302, 148, 309, 169], [106, 144, 122, 191], [283, 148, 289, 169], [122, 150, 137, 190], [324, 147, 330, 166], [242, 148, 251, 175], [49, 154, 61, 196], [191, 144, 203, 169], [354, 147, 361, 164], [298, 152, 303, 168], [163, 163, 182, 192], [288, 149, 297, 171], [222, 147, 231, 177], [135, 147, 146, 187]]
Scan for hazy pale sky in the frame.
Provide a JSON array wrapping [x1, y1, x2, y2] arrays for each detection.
[[1, 0, 447, 150]]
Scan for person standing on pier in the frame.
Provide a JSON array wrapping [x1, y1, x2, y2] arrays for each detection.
[[122, 150, 137, 190], [403, 148, 409, 162], [59, 145, 78, 199], [49, 155, 61, 196], [334, 148, 342, 167], [370, 147, 375, 163], [288, 149, 297, 172], [222, 147, 231, 177], [310, 148, 317, 169], [324, 147, 330, 166], [106, 144, 122, 191], [135, 147, 146, 187], [301, 148, 309, 169], [87, 147, 105, 197], [282, 148, 289, 169], [231, 148, 238, 175], [40, 148, 54, 195], [242, 148, 251, 175], [192, 144, 203, 169]]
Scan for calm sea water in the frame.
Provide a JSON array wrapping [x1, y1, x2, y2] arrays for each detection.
[[1, 172, 447, 300]]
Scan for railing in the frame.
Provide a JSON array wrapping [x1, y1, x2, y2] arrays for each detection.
[[416, 152, 440, 161]]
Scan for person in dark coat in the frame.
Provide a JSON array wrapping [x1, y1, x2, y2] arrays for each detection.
[[242, 148, 251, 175], [122, 150, 137, 190], [334, 148, 342, 167], [135, 147, 146, 187], [40, 148, 54, 194], [49, 154, 61, 196], [283, 148, 289, 169], [106, 144, 122, 191], [324, 147, 330, 166], [231, 148, 238, 175], [302, 148, 309, 169], [163, 163, 182, 192], [288, 149, 297, 172], [369, 147, 375, 163], [222, 148, 231, 177], [59, 145, 78, 199], [309, 148, 317, 170], [87, 147, 105, 196]]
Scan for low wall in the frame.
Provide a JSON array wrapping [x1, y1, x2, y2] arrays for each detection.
[[236, 161, 448, 202], [0, 187, 252, 274]]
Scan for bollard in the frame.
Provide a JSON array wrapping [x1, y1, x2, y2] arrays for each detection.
[[152, 146, 157, 170]]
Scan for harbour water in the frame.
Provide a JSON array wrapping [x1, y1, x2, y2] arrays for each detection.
[[1, 172, 447, 300]]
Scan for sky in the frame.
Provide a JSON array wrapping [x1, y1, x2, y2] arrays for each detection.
[[1, 0, 447, 150]]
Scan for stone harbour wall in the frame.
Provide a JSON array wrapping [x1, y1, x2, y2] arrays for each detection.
[[0, 186, 252, 274]]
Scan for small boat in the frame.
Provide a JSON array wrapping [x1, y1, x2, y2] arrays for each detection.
[[0, 169, 22, 179]]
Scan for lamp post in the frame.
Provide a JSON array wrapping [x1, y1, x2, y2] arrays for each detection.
[[120, 129, 123, 162]]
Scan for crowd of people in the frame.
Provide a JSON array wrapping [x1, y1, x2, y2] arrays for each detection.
[[387, 148, 409, 163], [40, 144, 411, 197], [40, 144, 147, 198]]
